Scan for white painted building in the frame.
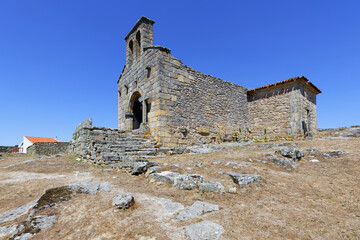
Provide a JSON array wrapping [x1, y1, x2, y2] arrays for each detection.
[[18, 136, 58, 153]]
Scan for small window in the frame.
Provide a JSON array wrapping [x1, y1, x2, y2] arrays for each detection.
[[129, 40, 133, 53], [125, 85, 129, 94], [136, 31, 141, 58], [118, 89, 121, 98], [146, 67, 151, 78]]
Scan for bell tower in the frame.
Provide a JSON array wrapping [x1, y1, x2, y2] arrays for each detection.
[[124, 16, 155, 66]]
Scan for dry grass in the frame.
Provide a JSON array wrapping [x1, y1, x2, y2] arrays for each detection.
[[1, 138, 359, 239]]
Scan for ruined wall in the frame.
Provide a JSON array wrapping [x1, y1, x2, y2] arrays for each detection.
[[27, 142, 70, 156], [154, 53, 249, 146], [248, 82, 317, 138]]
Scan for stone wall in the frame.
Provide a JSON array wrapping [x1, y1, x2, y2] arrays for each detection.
[[27, 142, 70, 156], [157, 53, 250, 146], [72, 119, 124, 164]]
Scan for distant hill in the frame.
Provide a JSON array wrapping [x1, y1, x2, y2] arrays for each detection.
[[0, 146, 17, 152]]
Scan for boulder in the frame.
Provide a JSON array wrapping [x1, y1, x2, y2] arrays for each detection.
[[112, 194, 134, 209], [173, 174, 204, 190], [146, 166, 162, 174], [148, 171, 179, 184], [229, 173, 261, 187], [198, 182, 225, 192], [131, 161, 156, 175], [184, 221, 224, 240], [174, 201, 219, 221], [275, 147, 304, 161]]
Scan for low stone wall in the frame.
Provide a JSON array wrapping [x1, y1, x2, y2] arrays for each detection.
[[27, 142, 70, 156], [71, 123, 125, 164]]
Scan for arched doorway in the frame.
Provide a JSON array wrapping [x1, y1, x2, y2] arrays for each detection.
[[130, 92, 143, 130]]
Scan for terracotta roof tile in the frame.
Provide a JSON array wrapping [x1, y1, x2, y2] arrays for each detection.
[[25, 136, 59, 143]]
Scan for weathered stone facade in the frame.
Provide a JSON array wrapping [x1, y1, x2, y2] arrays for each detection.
[[117, 17, 321, 146], [248, 77, 320, 138]]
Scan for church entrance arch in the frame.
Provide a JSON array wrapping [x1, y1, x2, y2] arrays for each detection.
[[130, 91, 143, 130]]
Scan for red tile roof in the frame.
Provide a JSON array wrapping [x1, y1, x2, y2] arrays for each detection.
[[248, 76, 322, 94], [25, 136, 59, 143]]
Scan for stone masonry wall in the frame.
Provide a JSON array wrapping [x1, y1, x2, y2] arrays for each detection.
[[155, 53, 250, 146], [72, 120, 123, 164], [248, 86, 293, 138], [27, 142, 70, 156]]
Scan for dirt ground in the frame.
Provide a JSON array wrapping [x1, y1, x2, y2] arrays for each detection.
[[1, 138, 359, 239]]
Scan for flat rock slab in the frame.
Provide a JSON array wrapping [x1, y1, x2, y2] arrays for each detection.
[[185, 221, 224, 240], [31, 215, 57, 230], [152, 197, 184, 214], [70, 181, 111, 194], [173, 174, 203, 190], [112, 194, 134, 209], [148, 171, 179, 184], [0, 200, 37, 223], [0, 225, 17, 238], [198, 181, 225, 192], [229, 173, 261, 187], [174, 201, 219, 221]]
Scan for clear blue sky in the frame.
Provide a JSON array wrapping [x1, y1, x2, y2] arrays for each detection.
[[1, 0, 359, 145]]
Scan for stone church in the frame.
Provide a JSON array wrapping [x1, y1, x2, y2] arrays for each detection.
[[117, 16, 321, 146]]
